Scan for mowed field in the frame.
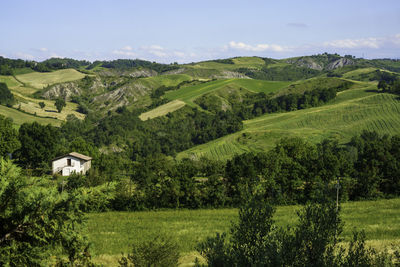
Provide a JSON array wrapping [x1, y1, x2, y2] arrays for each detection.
[[15, 69, 85, 89], [0, 105, 61, 126], [0, 69, 87, 125], [139, 100, 186, 120], [177, 82, 400, 160], [87, 198, 400, 266]]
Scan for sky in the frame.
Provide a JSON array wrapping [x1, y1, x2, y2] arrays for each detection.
[[1, 0, 400, 63]]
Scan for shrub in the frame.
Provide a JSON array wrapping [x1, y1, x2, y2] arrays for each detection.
[[119, 234, 180, 267]]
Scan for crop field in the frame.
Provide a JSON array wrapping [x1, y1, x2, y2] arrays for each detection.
[[164, 79, 236, 106], [87, 198, 400, 266], [0, 105, 60, 126], [139, 100, 186, 120], [178, 82, 400, 160], [15, 69, 85, 89]]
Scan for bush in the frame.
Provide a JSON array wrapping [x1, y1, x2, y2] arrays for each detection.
[[197, 195, 398, 267], [119, 234, 180, 267]]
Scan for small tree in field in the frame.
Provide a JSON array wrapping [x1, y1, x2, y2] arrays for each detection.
[[55, 98, 66, 113], [39, 101, 45, 109]]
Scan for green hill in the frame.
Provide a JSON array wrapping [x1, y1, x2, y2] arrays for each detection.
[[177, 81, 400, 160]]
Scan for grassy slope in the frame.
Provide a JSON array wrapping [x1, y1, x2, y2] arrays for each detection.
[[164, 78, 290, 107], [0, 105, 60, 126], [15, 69, 85, 89], [177, 81, 400, 160], [87, 198, 400, 266], [139, 100, 186, 120], [0, 70, 87, 124], [187, 57, 266, 71]]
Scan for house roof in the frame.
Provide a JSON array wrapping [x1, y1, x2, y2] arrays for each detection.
[[52, 152, 92, 162]]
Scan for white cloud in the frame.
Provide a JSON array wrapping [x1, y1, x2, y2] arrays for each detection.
[[39, 47, 48, 52], [228, 41, 288, 52], [15, 52, 35, 60], [112, 50, 136, 57], [140, 45, 168, 57], [122, 45, 133, 51], [324, 37, 380, 49]]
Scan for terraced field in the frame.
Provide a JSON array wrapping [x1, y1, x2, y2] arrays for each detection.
[[15, 69, 85, 89], [178, 82, 400, 160], [164, 78, 290, 107]]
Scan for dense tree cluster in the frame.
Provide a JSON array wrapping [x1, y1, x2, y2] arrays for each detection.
[[0, 82, 14, 106], [88, 59, 180, 73], [237, 65, 321, 81]]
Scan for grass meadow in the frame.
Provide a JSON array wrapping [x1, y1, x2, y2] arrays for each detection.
[[178, 82, 400, 160], [87, 198, 400, 266]]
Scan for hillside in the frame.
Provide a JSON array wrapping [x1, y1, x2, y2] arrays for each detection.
[[1, 54, 400, 161], [177, 81, 400, 160]]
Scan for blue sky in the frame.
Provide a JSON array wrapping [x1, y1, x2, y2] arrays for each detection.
[[1, 0, 400, 63]]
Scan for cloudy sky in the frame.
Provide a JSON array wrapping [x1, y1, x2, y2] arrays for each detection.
[[1, 0, 400, 63]]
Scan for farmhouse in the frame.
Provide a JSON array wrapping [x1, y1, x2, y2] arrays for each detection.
[[52, 152, 92, 176]]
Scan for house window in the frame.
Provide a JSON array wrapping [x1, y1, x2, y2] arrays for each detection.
[[67, 158, 71, 166]]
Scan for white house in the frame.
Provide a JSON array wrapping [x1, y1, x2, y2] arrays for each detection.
[[52, 152, 92, 176]]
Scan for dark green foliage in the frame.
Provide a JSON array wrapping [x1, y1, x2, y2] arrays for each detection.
[[55, 98, 66, 113], [0, 115, 20, 157], [119, 234, 180, 267], [38, 101, 45, 109], [40, 57, 90, 70], [237, 65, 321, 81], [0, 159, 95, 266], [0, 82, 14, 106], [210, 58, 235, 64], [17, 122, 60, 169], [89, 59, 180, 73], [198, 196, 397, 267]]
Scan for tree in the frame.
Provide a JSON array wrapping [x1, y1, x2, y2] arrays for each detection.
[[17, 122, 60, 169], [0, 159, 94, 266], [0, 82, 14, 106], [39, 101, 45, 109], [0, 115, 20, 157], [55, 98, 66, 113]]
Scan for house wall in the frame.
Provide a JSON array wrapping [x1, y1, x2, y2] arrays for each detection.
[[52, 156, 82, 175]]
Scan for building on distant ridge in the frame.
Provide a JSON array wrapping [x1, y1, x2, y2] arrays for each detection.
[[52, 152, 92, 176]]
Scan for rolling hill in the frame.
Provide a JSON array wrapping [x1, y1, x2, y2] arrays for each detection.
[[177, 81, 400, 160]]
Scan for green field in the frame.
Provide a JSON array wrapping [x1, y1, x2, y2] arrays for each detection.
[[164, 78, 290, 108], [0, 105, 61, 126], [87, 198, 400, 266], [15, 69, 85, 89], [178, 82, 400, 160], [139, 100, 186, 120]]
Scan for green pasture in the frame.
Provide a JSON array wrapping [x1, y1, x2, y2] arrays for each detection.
[[178, 82, 400, 160], [139, 100, 186, 120], [15, 69, 85, 89], [87, 198, 400, 266]]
